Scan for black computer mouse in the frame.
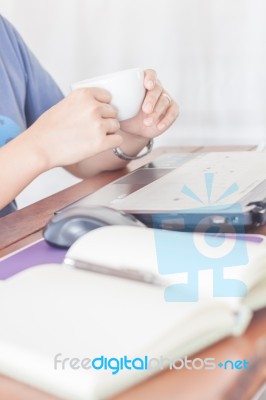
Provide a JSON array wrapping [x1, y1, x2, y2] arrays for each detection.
[[43, 206, 145, 248]]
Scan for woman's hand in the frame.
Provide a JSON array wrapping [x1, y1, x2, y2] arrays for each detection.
[[0, 87, 123, 209], [28, 87, 122, 169], [120, 69, 179, 139]]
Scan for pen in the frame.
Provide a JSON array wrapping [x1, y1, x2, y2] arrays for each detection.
[[64, 257, 164, 287]]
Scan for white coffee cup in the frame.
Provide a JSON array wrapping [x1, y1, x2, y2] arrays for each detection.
[[71, 68, 145, 121]]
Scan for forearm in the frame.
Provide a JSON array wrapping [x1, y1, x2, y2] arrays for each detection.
[[0, 129, 46, 209], [65, 130, 149, 178]]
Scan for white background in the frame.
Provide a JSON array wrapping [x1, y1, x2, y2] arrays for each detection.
[[0, 0, 265, 207]]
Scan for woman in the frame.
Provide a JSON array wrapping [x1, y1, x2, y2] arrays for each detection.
[[0, 15, 179, 216]]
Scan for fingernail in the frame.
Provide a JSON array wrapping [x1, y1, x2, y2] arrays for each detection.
[[143, 102, 153, 113], [157, 122, 166, 130], [146, 80, 154, 89], [144, 117, 153, 126]]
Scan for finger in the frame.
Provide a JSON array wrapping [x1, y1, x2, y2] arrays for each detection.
[[151, 92, 172, 122], [142, 79, 163, 116], [88, 87, 112, 103], [104, 118, 120, 133], [100, 104, 118, 118], [157, 102, 180, 131], [144, 69, 157, 90]]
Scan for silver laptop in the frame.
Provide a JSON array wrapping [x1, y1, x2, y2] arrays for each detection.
[[58, 152, 266, 231]]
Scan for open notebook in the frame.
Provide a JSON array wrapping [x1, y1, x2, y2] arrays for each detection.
[[0, 226, 266, 400]]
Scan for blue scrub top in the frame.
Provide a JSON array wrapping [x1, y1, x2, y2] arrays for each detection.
[[0, 15, 64, 217]]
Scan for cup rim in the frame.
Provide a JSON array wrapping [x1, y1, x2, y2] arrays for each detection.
[[72, 67, 143, 88]]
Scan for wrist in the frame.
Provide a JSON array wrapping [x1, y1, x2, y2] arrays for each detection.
[[20, 127, 51, 173], [113, 130, 153, 160], [117, 129, 150, 156]]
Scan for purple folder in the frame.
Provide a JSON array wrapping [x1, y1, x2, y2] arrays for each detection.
[[0, 240, 66, 280]]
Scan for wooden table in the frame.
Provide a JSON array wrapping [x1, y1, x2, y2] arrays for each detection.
[[0, 145, 266, 400]]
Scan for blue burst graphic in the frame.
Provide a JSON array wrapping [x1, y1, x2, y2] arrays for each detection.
[[181, 173, 239, 205]]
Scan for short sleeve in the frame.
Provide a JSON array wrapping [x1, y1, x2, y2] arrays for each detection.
[[1, 16, 64, 127]]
